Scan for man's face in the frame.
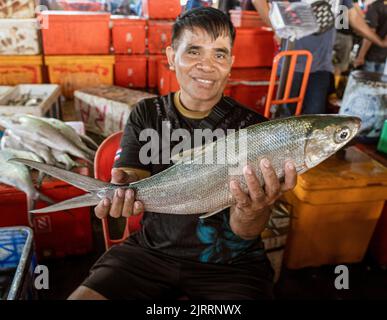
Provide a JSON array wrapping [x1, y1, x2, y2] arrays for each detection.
[[166, 28, 234, 104]]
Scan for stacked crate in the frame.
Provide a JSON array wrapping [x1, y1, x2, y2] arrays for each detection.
[[142, 0, 181, 94], [0, 0, 44, 85], [41, 11, 114, 98], [228, 11, 277, 115], [111, 16, 147, 89], [111, 0, 181, 92]]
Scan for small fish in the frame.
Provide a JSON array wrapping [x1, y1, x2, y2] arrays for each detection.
[[0, 115, 93, 163], [36, 116, 96, 157], [10, 115, 361, 218]]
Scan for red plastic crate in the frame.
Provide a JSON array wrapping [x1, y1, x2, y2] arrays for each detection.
[[369, 202, 387, 266], [41, 12, 111, 55], [147, 54, 164, 88], [114, 55, 147, 88], [228, 67, 273, 115], [0, 169, 93, 260], [148, 20, 173, 54], [157, 60, 179, 96], [112, 17, 147, 54], [233, 27, 275, 68], [142, 0, 181, 19]]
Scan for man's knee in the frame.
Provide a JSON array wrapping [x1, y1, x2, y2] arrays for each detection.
[[67, 285, 107, 300]]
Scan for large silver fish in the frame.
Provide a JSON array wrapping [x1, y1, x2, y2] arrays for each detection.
[[11, 115, 361, 217]]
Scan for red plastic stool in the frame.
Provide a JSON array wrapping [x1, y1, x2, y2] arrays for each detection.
[[94, 131, 142, 250]]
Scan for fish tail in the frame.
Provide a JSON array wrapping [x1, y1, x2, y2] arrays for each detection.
[[9, 158, 110, 192], [30, 193, 100, 214]]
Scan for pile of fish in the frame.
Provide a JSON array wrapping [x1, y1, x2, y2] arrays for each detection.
[[4, 92, 44, 107], [0, 114, 99, 224]]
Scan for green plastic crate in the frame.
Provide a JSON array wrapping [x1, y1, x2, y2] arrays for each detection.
[[377, 120, 387, 154]]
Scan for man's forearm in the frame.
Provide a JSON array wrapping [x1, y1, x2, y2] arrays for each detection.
[[229, 206, 271, 240], [358, 38, 372, 59], [349, 8, 384, 47], [252, 0, 272, 27]]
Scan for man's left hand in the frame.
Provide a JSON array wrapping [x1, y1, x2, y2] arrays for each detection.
[[229, 158, 297, 240]]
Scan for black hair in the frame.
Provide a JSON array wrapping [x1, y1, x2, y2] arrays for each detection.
[[172, 7, 236, 49]]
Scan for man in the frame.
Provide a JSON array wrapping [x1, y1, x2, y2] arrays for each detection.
[[354, 0, 387, 73], [252, 0, 387, 115], [69, 8, 297, 300]]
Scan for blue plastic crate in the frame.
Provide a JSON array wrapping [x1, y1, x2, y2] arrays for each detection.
[[0, 228, 29, 269], [0, 227, 35, 300]]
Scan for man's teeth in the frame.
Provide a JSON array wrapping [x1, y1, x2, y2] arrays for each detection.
[[196, 78, 214, 84]]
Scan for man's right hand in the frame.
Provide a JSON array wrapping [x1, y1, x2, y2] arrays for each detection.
[[94, 168, 144, 219]]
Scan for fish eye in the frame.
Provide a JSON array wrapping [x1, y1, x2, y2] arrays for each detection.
[[334, 127, 351, 143]]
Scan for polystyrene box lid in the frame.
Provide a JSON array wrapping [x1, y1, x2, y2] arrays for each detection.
[[45, 55, 115, 65], [293, 146, 387, 203], [40, 10, 110, 21], [0, 55, 43, 65]]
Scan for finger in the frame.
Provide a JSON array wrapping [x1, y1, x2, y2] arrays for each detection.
[[109, 188, 125, 218], [94, 198, 110, 219], [230, 180, 251, 209], [133, 201, 144, 216], [260, 158, 280, 201], [122, 189, 135, 218], [243, 165, 266, 203], [281, 161, 297, 192]]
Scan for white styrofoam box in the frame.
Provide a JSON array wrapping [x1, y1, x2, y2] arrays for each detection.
[[74, 85, 156, 137], [0, 19, 40, 55], [0, 84, 61, 116], [65, 121, 86, 136], [0, 0, 37, 18], [0, 86, 13, 100]]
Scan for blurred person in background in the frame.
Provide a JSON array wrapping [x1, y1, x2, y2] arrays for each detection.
[[354, 0, 387, 73], [252, 0, 387, 115]]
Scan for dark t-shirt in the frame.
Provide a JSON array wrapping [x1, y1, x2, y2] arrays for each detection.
[[365, 0, 387, 63], [114, 93, 268, 264]]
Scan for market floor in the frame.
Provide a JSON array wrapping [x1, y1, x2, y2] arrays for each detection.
[[37, 215, 387, 300]]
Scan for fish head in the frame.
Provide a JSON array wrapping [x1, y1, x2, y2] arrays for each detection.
[[304, 115, 361, 169]]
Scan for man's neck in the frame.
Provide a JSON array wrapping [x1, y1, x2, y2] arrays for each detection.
[[179, 90, 222, 113]]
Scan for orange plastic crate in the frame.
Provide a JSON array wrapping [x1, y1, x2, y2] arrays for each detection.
[[45, 55, 114, 98], [0, 167, 93, 260], [228, 67, 272, 114], [111, 16, 147, 54], [369, 202, 387, 266], [158, 60, 179, 96], [142, 0, 181, 19], [148, 20, 173, 54], [114, 55, 147, 88], [147, 54, 165, 88], [41, 11, 111, 55], [233, 27, 275, 68], [0, 55, 43, 85], [283, 147, 387, 269]]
